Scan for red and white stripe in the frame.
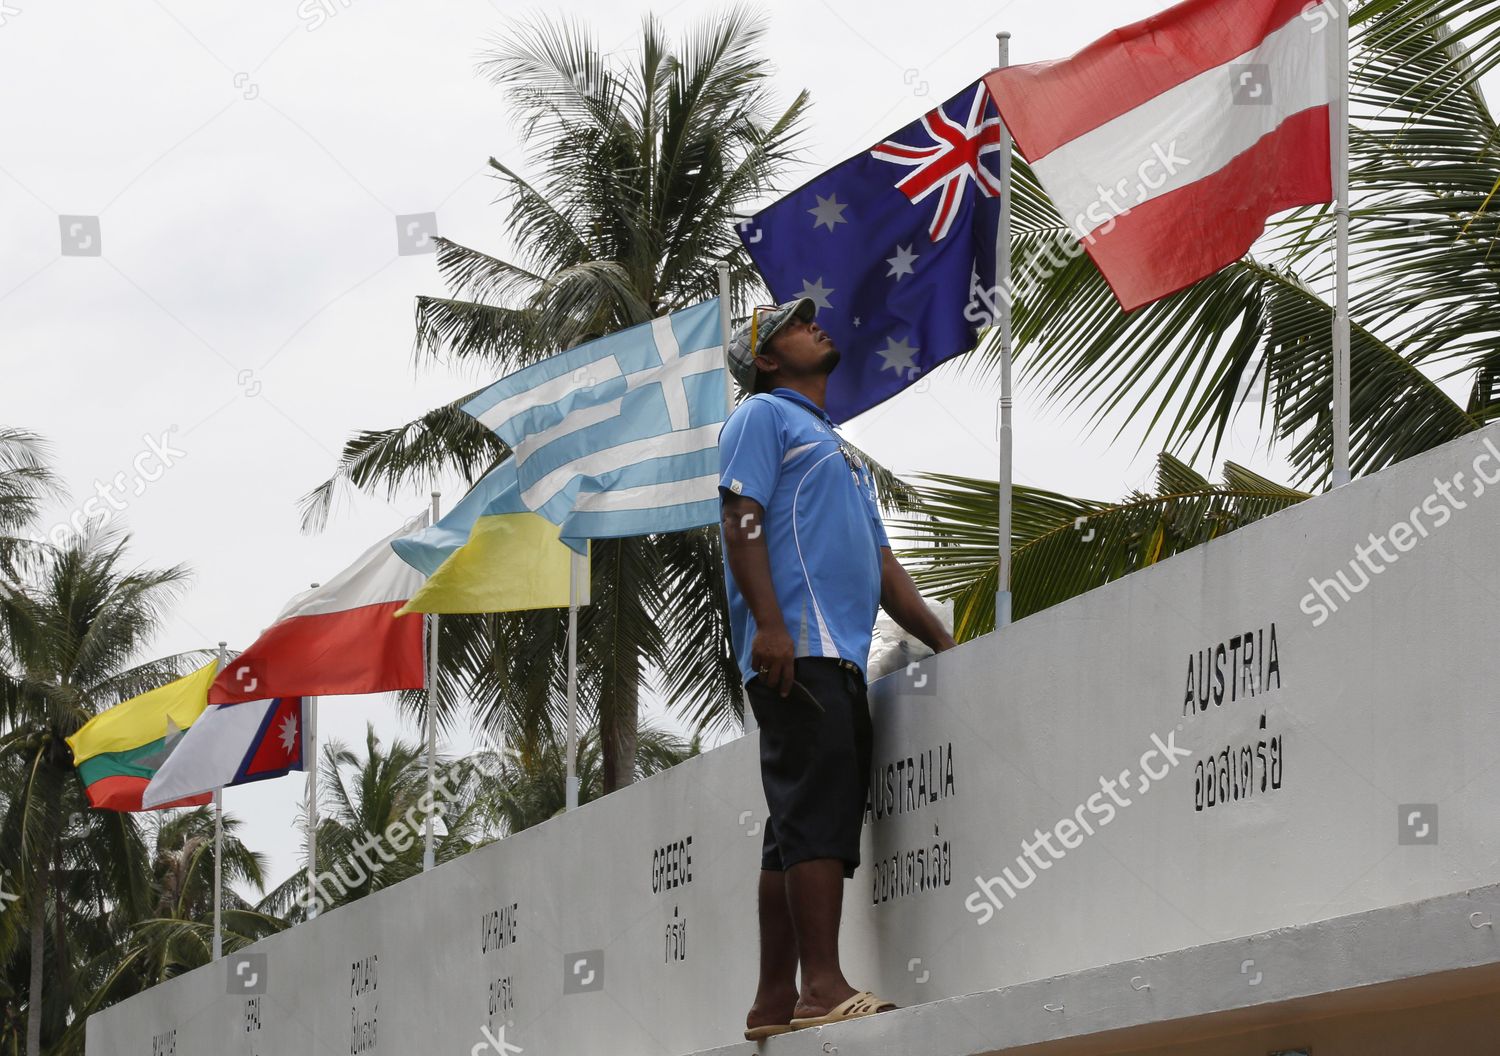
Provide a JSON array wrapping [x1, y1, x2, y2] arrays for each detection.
[[869, 86, 1005, 242], [984, 0, 1334, 310], [209, 518, 428, 704]]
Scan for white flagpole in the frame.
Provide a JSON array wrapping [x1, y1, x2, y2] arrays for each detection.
[[565, 551, 582, 811], [716, 259, 734, 409], [716, 259, 756, 735], [212, 788, 223, 956], [1330, 5, 1352, 487], [995, 31, 1016, 628], [305, 583, 320, 918], [212, 641, 227, 960], [423, 492, 440, 872]]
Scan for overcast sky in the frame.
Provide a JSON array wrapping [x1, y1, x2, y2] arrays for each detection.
[[3, 0, 1457, 890]]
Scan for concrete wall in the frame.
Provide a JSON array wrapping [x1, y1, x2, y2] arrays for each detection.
[[1020, 990, 1500, 1056], [87, 424, 1500, 1056]]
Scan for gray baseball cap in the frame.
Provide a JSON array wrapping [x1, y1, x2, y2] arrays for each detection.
[[726, 298, 817, 394]]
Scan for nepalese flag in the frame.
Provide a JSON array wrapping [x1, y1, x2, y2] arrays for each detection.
[[738, 78, 1003, 422], [141, 696, 306, 809], [984, 0, 1333, 311]]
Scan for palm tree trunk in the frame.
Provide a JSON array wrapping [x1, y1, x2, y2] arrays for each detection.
[[601, 648, 640, 794], [25, 860, 45, 1056], [53, 842, 69, 1025]]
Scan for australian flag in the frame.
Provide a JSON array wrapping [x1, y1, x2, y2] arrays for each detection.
[[738, 78, 1004, 422]]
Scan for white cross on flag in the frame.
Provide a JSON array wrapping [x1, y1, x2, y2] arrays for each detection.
[[985, 0, 1334, 310]]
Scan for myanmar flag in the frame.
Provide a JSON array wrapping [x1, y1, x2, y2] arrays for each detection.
[[67, 661, 217, 811], [391, 458, 587, 615]]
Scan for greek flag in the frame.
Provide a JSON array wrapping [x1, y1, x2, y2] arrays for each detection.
[[462, 299, 729, 551]]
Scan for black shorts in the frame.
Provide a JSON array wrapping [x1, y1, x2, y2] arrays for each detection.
[[748, 656, 872, 879]]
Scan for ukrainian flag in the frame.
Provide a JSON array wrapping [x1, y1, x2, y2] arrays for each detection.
[[392, 458, 587, 615], [67, 661, 217, 811]]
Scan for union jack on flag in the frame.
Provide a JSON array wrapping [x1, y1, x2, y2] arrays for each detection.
[[870, 89, 1005, 242], [738, 79, 1005, 421]]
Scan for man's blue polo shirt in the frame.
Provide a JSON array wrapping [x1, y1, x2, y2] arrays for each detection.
[[717, 387, 889, 686]]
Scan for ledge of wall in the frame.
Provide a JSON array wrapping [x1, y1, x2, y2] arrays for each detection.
[[88, 424, 1500, 1056]]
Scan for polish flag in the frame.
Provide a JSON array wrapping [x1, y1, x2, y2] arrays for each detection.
[[142, 696, 306, 809], [984, 0, 1334, 310], [210, 517, 428, 704]]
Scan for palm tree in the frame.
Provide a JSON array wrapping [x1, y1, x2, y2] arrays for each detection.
[[259, 724, 490, 919], [899, 455, 1309, 641], [0, 427, 58, 1056], [0, 430, 62, 577], [135, 808, 270, 970], [0, 531, 200, 1056], [50, 809, 282, 1056], [994, 0, 1499, 489], [302, 8, 815, 792], [477, 720, 700, 836]]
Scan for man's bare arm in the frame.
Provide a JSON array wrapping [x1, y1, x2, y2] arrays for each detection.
[[722, 494, 796, 696], [879, 547, 958, 654]]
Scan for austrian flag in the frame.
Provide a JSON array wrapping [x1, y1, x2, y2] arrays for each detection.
[[984, 0, 1334, 310]]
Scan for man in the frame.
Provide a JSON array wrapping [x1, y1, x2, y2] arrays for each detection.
[[718, 298, 957, 1041]]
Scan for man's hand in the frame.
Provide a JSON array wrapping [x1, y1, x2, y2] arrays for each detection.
[[879, 548, 958, 653], [749, 624, 796, 697]]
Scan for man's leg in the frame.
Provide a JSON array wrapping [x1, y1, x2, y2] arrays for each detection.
[[785, 858, 857, 1017], [746, 869, 799, 1032]]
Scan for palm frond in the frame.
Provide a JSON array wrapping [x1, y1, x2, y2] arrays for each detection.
[[898, 454, 1310, 641]]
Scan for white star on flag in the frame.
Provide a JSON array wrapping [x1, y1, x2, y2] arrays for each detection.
[[876, 336, 920, 379], [277, 712, 299, 756], [135, 717, 186, 770], [797, 277, 835, 310], [886, 244, 919, 280], [808, 194, 849, 231]]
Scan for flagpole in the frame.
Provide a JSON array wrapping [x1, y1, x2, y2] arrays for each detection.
[[305, 583, 320, 919], [423, 491, 440, 872], [995, 31, 1016, 629], [1330, 4, 1352, 488], [212, 640, 226, 961], [716, 259, 734, 409], [716, 258, 757, 735], [565, 551, 581, 811]]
